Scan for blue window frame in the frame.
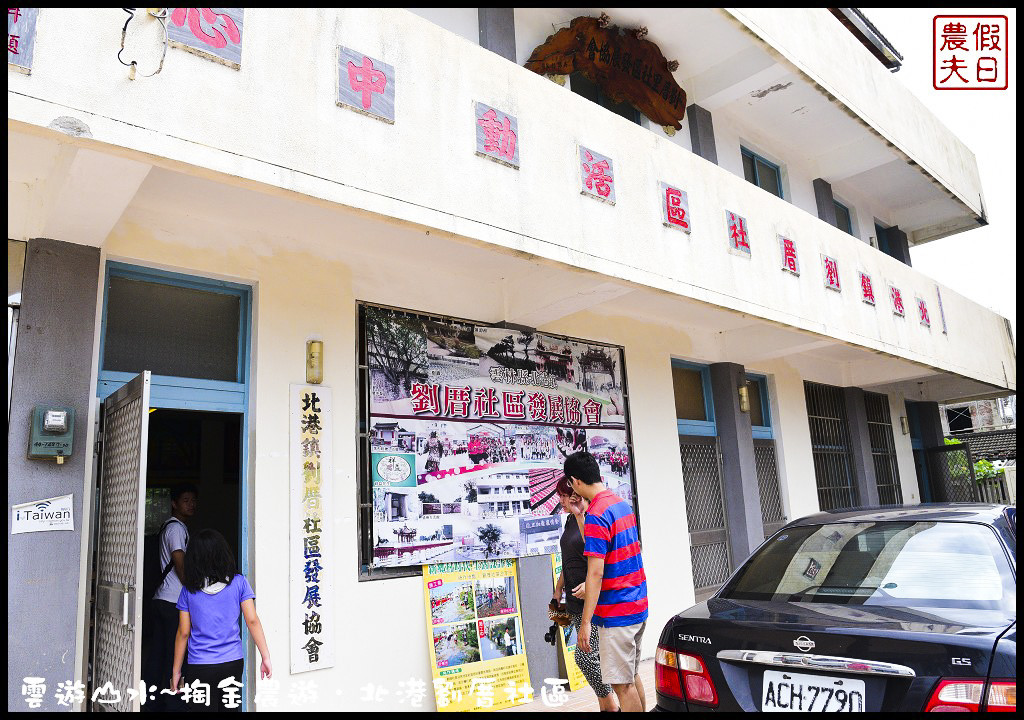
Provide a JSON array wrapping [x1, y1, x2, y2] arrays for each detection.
[[672, 360, 716, 437], [740, 146, 783, 199], [98, 261, 254, 707], [746, 373, 773, 440], [98, 262, 252, 413], [834, 200, 854, 235]]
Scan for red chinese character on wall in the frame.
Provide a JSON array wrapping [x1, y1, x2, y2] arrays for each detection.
[[582, 399, 602, 425], [727, 212, 750, 254], [8, 8, 21, 22], [170, 8, 240, 50], [665, 188, 688, 229], [582, 151, 613, 198], [473, 387, 501, 418], [780, 236, 799, 275], [918, 299, 931, 327], [823, 256, 840, 291], [891, 287, 905, 316], [410, 383, 441, 415], [348, 55, 387, 110], [8, 34, 19, 54], [502, 390, 526, 420], [444, 386, 472, 417], [477, 109, 517, 161], [860, 273, 876, 305], [526, 392, 547, 422]]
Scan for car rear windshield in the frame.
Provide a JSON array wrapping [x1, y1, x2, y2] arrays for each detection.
[[720, 521, 1016, 612]]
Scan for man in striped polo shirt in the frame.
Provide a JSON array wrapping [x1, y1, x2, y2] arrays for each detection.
[[567, 450, 648, 713]]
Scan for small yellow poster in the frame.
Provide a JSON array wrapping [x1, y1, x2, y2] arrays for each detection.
[[423, 559, 532, 711], [551, 552, 587, 692]]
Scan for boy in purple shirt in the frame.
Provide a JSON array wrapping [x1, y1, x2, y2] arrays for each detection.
[[172, 530, 272, 712]]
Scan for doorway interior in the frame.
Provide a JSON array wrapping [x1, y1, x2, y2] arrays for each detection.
[[144, 409, 242, 557], [86, 262, 253, 710]]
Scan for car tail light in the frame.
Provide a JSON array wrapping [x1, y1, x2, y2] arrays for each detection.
[[656, 647, 718, 707], [986, 681, 1016, 712], [655, 646, 684, 700], [925, 679, 984, 712]]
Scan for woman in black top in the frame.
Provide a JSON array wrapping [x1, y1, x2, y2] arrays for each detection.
[[551, 476, 617, 711]]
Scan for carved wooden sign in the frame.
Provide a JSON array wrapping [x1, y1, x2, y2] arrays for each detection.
[[525, 16, 687, 130]]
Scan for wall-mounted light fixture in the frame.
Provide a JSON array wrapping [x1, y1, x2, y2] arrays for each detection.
[[737, 384, 750, 414], [899, 416, 910, 435], [306, 340, 324, 384]]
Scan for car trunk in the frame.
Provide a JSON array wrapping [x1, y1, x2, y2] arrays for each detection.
[[657, 598, 1013, 712]]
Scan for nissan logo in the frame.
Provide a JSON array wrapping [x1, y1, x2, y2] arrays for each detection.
[[794, 636, 815, 652]]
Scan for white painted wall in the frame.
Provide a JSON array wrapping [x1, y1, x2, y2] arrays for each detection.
[[727, 8, 985, 220], [83, 183, 913, 709], [8, 8, 1012, 392]]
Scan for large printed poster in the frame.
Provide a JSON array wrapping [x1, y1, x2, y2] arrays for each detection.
[[365, 305, 635, 568], [424, 560, 532, 711]]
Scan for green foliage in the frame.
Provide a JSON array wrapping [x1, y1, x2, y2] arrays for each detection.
[[943, 437, 1004, 483], [974, 458, 1002, 480], [418, 492, 440, 503]]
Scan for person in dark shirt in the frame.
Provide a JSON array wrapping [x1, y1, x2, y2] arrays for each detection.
[[551, 475, 617, 711]]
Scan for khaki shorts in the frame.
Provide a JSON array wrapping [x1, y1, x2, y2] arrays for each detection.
[[597, 620, 646, 686]]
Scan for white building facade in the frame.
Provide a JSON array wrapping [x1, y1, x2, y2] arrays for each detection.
[[7, 8, 1015, 712]]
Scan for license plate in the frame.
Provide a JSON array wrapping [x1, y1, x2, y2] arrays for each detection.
[[762, 670, 866, 712]]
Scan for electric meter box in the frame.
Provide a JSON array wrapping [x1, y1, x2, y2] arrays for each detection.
[[28, 405, 75, 461]]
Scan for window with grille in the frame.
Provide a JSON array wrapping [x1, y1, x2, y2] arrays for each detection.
[[865, 391, 903, 505], [804, 381, 858, 510]]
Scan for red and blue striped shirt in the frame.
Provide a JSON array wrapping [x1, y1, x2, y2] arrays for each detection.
[[583, 489, 648, 627]]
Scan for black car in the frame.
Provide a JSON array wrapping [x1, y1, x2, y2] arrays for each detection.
[[655, 504, 1016, 712]]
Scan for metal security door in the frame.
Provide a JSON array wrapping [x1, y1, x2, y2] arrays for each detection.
[[926, 444, 978, 503], [805, 382, 858, 511], [91, 371, 151, 712], [754, 440, 786, 538], [865, 392, 903, 505], [679, 436, 730, 601]]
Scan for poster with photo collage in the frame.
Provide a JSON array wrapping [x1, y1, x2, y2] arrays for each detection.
[[364, 305, 635, 568], [423, 559, 531, 712]]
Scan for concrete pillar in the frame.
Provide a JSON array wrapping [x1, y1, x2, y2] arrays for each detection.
[[881, 225, 912, 266], [8, 237, 100, 711], [478, 8, 516, 63], [709, 363, 763, 567], [516, 555, 560, 691], [687, 104, 718, 165], [843, 387, 881, 507], [813, 178, 838, 227]]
